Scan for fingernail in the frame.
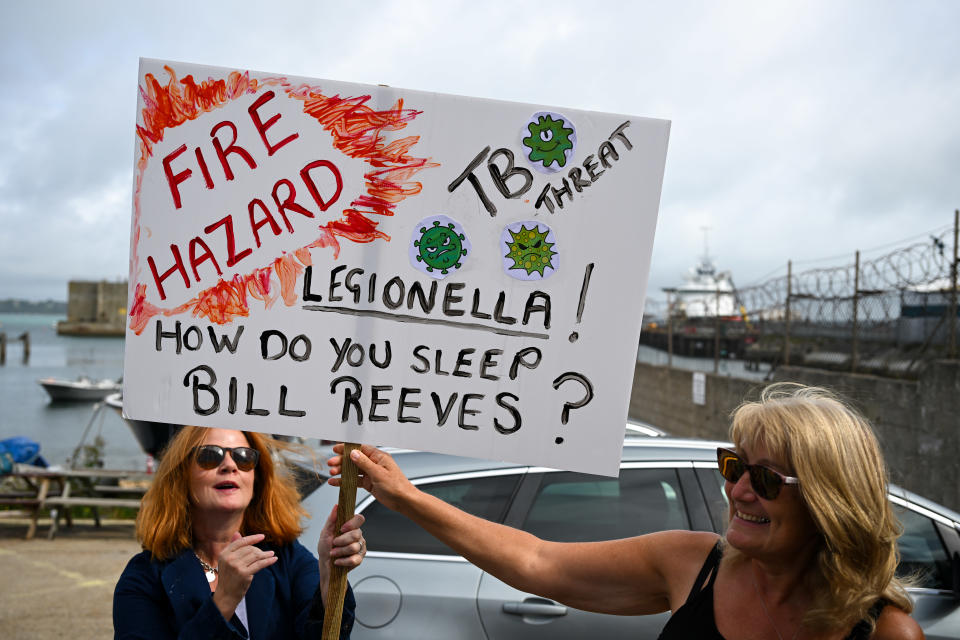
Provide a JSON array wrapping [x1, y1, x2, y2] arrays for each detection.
[[350, 450, 360, 460]]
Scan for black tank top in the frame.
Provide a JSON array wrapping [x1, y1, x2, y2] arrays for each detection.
[[657, 541, 887, 640]]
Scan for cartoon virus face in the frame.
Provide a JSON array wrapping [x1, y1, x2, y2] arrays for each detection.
[[502, 221, 558, 280], [522, 112, 576, 173], [410, 215, 471, 279]]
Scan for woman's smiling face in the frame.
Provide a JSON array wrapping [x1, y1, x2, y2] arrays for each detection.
[[188, 428, 256, 517], [724, 442, 820, 561]]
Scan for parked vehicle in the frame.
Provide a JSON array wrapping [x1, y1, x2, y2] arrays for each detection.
[[300, 436, 960, 639]]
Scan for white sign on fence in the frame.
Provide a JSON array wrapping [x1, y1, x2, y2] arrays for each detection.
[[692, 372, 706, 406], [123, 58, 670, 476]]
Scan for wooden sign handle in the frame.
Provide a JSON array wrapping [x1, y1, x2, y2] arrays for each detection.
[[321, 442, 360, 640]]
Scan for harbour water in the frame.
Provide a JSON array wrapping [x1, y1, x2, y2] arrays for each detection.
[[0, 313, 146, 470], [635, 344, 773, 381]]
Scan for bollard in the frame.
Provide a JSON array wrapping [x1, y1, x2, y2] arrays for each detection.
[[0, 332, 5, 365], [18, 332, 30, 363]]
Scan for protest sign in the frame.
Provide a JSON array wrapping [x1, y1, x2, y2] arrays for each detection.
[[124, 58, 669, 477]]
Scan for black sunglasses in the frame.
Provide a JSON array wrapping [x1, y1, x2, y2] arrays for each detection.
[[717, 447, 799, 500], [193, 445, 260, 471]]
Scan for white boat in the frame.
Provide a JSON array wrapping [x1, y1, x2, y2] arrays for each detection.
[[671, 256, 738, 318], [38, 376, 122, 402], [664, 231, 740, 319]]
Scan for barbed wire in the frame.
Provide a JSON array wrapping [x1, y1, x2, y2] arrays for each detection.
[[737, 228, 954, 319], [644, 219, 957, 374]]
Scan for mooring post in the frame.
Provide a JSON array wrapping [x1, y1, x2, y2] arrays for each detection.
[[18, 332, 30, 364], [0, 332, 6, 365]]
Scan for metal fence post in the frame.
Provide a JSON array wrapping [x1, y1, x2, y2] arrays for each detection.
[[852, 250, 860, 371], [784, 260, 792, 366], [666, 290, 674, 369], [950, 209, 958, 359], [714, 289, 720, 374]]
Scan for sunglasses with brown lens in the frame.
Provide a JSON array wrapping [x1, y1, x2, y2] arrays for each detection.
[[716, 448, 799, 500], [193, 445, 260, 471]]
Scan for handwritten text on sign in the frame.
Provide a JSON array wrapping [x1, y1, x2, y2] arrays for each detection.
[[124, 58, 669, 476]]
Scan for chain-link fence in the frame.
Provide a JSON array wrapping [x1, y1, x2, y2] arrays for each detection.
[[641, 213, 959, 379]]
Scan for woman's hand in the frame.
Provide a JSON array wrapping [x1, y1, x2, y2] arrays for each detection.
[[213, 532, 278, 619], [316, 504, 366, 605], [317, 504, 366, 570], [327, 444, 417, 513]]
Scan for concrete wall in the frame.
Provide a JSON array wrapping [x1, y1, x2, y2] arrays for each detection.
[[66, 281, 98, 322], [60, 280, 127, 335], [628, 360, 960, 512]]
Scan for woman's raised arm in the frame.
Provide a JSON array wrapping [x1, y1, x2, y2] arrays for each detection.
[[327, 444, 716, 615]]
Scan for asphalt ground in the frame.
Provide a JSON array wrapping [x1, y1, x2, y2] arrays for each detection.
[[0, 517, 140, 640]]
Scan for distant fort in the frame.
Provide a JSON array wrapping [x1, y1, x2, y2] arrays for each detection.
[[57, 280, 127, 336]]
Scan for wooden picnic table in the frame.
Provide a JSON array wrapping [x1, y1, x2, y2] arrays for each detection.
[[0, 464, 152, 539]]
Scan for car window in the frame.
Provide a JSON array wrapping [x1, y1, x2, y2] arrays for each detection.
[[894, 505, 953, 590], [699, 471, 954, 591], [520, 468, 689, 542], [698, 467, 729, 531], [361, 473, 521, 555]]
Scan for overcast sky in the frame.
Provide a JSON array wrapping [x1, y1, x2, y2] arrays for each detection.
[[1, 0, 957, 306]]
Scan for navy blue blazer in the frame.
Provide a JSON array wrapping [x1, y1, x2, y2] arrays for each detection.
[[113, 540, 355, 639]]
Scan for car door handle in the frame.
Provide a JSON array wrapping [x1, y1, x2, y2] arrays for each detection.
[[502, 599, 568, 617]]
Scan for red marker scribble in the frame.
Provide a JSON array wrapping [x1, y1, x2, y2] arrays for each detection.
[[245, 267, 277, 309], [130, 66, 437, 333], [136, 69, 260, 158], [272, 254, 304, 307], [194, 278, 252, 324], [129, 284, 164, 335], [129, 283, 194, 335]]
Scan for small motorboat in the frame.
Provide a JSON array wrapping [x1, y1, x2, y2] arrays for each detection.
[[38, 376, 122, 402], [103, 393, 181, 458]]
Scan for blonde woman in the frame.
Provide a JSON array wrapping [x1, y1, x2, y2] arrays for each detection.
[[114, 427, 365, 639], [329, 384, 923, 639]]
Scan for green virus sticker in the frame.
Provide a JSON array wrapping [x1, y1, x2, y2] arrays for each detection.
[[410, 215, 471, 279], [522, 112, 576, 173], [501, 221, 558, 280]]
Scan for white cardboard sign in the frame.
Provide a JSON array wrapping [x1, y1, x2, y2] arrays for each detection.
[[123, 58, 669, 476]]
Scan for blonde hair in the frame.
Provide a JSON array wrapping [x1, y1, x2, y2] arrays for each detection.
[[725, 383, 912, 632], [136, 426, 307, 560]]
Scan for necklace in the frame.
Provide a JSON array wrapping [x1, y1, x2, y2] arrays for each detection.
[[194, 551, 218, 583], [751, 569, 801, 640]]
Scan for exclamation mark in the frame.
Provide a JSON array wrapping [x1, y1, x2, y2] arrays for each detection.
[[569, 262, 595, 342]]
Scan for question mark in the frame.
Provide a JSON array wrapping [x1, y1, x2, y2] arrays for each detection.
[[551, 371, 595, 444]]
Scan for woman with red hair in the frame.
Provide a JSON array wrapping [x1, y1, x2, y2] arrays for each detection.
[[114, 426, 364, 639]]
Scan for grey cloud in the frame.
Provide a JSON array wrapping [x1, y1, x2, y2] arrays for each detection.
[[1, 0, 959, 304]]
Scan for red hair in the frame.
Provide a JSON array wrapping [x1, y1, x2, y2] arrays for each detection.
[[136, 426, 307, 560]]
